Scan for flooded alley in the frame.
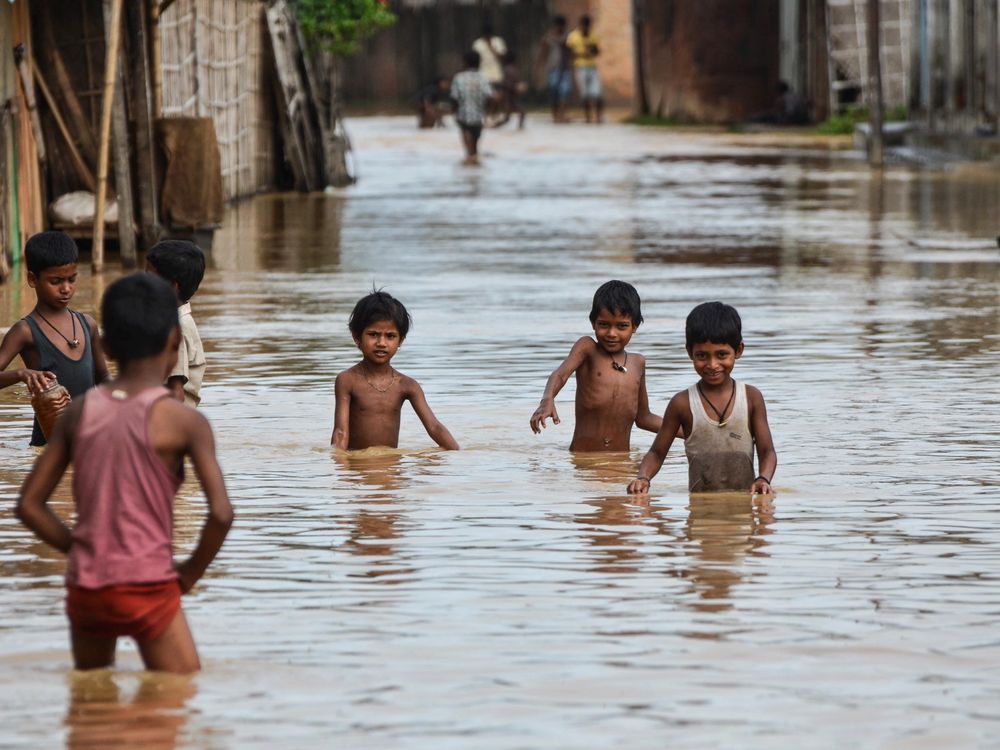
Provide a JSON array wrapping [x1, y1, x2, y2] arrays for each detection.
[[1, 118, 999, 748]]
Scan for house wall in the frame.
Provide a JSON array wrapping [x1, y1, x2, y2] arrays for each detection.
[[641, 0, 781, 123]]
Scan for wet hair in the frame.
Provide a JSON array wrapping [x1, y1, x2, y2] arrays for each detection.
[[553, 15, 567, 28], [589, 280, 643, 326], [101, 273, 179, 366], [145, 240, 206, 303], [685, 301, 743, 352], [25, 231, 78, 275], [348, 290, 412, 341], [464, 50, 481, 69]]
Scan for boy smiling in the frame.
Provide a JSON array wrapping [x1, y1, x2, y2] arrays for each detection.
[[628, 301, 777, 495], [331, 291, 459, 451], [530, 280, 661, 451]]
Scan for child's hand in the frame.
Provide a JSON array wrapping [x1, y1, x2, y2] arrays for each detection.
[[530, 400, 560, 433], [750, 476, 774, 496], [627, 477, 650, 495], [174, 559, 201, 594], [19, 369, 55, 395]]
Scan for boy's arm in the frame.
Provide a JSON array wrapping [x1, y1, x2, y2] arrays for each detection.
[[15, 401, 81, 552], [331, 372, 351, 449], [628, 392, 685, 494], [0, 322, 53, 393], [530, 337, 592, 433], [83, 315, 110, 384], [634, 359, 663, 433], [407, 381, 459, 450], [175, 410, 234, 593], [747, 386, 777, 495]]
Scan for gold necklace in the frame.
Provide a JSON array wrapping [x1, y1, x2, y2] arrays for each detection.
[[363, 366, 398, 393]]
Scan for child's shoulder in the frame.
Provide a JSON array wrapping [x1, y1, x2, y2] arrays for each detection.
[[1, 318, 34, 348]]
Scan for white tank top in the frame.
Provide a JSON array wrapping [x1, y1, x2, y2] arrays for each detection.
[[684, 381, 755, 492]]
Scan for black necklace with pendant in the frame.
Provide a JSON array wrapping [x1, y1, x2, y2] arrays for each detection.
[[697, 381, 736, 427], [35, 309, 79, 349], [610, 351, 628, 373]]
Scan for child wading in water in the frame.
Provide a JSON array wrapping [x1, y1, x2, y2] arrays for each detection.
[[0, 232, 109, 445], [530, 280, 662, 451], [17, 273, 233, 674], [145, 239, 207, 406], [332, 291, 459, 451], [628, 301, 776, 495]]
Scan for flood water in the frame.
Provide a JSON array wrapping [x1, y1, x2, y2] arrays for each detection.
[[2, 118, 999, 748]]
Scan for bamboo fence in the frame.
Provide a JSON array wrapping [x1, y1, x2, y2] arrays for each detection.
[[159, 0, 274, 201]]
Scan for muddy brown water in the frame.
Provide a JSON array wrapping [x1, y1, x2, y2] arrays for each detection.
[[1, 118, 999, 748]]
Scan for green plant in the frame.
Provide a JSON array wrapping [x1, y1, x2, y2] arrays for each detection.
[[294, 0, 396, 56], [818, 103, 909, 134]]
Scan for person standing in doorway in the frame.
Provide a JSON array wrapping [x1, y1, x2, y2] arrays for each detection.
[[567, 14, 603, 123], [535, 15, 572, 123]]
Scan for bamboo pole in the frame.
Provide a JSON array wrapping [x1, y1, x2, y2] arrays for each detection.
[[93, 0, 124, 272], [31, 60, 96, 191], [44, 26, 100, 167], [109, 1, 137, 269], [867, 0, 884, 166], [150, 0, 164, 119], [13, 45, 46, 164]]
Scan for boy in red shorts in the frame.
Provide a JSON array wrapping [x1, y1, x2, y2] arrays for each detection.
[[17, 273, 233, 674]]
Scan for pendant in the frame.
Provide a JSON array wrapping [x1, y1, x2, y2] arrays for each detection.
[[69, 339, 80, 349], [716, 420, 728, 428], [611, 362, 627, 373]]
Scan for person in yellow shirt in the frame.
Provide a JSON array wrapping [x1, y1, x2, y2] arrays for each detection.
[[566, 15, 603, 123]]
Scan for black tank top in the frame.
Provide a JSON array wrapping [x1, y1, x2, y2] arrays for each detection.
[[23, 311, 96, 446]]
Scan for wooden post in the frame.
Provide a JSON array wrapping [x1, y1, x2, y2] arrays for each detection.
[[867, 0, 884, 167], [127, 0, 160, 248], [632, 0, 650, 116], [108, 0, 137, 268], [93, 0, 124, 272], [150, 0, 164, 119]]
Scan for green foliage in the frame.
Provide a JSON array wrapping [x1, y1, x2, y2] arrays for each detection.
[[294, 0, 396, 56], [818, 104, 909, 135]]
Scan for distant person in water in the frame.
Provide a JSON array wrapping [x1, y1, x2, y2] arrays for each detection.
[[535, 15, 572, 123], [497, 51, 527, 129], [530, 280, 662, 451], [16, 273, 233, 674], [450, 50, 495, 165], [332, 291, 459, 451], [415, 75, 452, 129], [628, 301, 777, 495]]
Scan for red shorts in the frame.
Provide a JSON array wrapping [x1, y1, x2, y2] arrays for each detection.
[[66, 580, 182, 644]]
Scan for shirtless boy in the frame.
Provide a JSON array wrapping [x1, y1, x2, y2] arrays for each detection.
[[628, 301, 776, 495], [331, 291, 459, 451], [530, 280, 662, 451]]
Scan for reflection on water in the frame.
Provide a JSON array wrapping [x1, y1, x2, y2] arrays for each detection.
[[66, 671, 194, 750], [1, 118, 999, 747]]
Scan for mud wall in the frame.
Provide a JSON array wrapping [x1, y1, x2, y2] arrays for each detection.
[[642, 0, 781, 123]]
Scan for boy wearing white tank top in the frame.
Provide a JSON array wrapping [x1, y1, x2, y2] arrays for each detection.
[[628, 302, 776, 495]]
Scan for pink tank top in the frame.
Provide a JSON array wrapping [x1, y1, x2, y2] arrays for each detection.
[[67, 386, 182, 588]]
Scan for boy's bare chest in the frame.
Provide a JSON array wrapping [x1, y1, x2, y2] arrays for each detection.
[[575, 360, 639, 408], [350, 387, 406, 414]]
